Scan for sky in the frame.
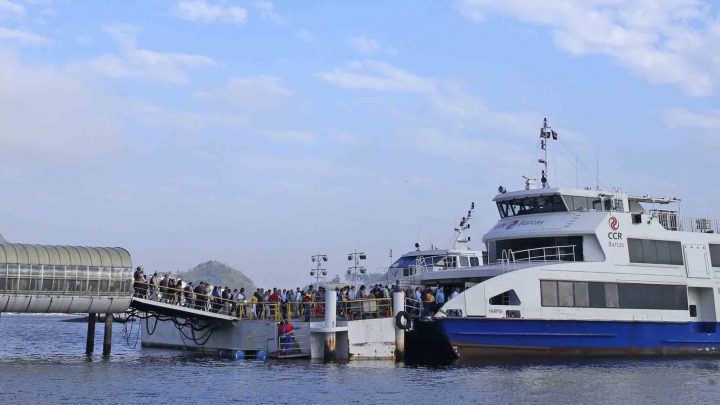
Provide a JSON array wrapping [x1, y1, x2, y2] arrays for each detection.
[[1, 0, 719, 287]]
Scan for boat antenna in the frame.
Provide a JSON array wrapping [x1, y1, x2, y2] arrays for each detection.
[[595, 148, 600, 191], [538, 118, 558, 188]]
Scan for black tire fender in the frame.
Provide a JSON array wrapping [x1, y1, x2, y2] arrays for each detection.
[[395, 311, 412, 330]]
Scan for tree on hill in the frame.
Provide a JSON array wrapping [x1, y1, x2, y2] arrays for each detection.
[[176, 260, 257, 291]]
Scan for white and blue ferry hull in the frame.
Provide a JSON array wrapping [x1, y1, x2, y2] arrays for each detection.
[[437, 318, 720, 358]]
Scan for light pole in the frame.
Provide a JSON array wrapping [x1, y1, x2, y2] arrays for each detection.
[[310, 253, 328, 288], [346, 250, 367, 284]]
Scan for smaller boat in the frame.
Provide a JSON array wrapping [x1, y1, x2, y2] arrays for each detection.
[[357, 202, 485, 287]]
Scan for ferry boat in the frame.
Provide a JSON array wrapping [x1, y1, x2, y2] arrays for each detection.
[[357, 202, 485, 287], [428, 119, 720, 358]]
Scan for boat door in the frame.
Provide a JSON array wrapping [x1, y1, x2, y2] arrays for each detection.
[[687, 287, 717, 333], [684, 244, 710, 278]]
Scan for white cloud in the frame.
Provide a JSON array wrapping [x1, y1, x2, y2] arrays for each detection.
[[318, 60, 436, 93], [196, 75, 291, 109], [458, 0, 720, 96], [0, 50, 121, 159], [347, 35, 379, 55], [296, 29, 316, 44], [255, 1, 282, 24], [68, 24, 215, 85], [0, 27, 50, 44], [128, 104, 247, 131], [263, 130, 317, 143], [173, 0, 247, 24], [664, 107, 720, 131], [0, 0, 24, 17]]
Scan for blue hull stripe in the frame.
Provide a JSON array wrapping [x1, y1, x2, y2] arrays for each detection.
[[438, 318, 720, 349]]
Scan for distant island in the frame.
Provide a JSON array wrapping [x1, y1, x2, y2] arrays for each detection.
[[176, 260, 257, 291]]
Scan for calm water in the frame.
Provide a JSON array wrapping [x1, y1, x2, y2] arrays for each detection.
[[1, 315, 719, 404]]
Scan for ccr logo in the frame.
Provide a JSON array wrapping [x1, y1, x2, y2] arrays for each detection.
[[609, 216, 619, 231], [608, 215, 622, 241]]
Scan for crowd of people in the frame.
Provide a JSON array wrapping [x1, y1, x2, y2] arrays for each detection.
[[132, 266, 459, 321]]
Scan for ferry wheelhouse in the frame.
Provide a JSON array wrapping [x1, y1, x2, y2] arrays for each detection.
[[429, 120, 720, 358]]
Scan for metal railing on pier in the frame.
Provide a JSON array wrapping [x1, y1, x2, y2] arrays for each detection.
[[132, 281, 395, 322]]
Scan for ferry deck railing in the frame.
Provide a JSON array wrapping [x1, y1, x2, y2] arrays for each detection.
[[652, 210, 720, 234], [497, 245, 576, 268]]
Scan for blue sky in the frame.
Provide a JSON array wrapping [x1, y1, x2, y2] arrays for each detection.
[[1, 0, 719, 287]]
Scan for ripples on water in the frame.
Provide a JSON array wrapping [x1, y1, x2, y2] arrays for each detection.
[[1, 314, 720, 404]]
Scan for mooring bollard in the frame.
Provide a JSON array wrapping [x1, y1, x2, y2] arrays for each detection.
[[393, 291, 405, 361], [103, 313, 113, 357]]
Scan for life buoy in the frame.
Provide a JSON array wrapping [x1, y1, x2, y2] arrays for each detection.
[[395, 311, 412, 330]]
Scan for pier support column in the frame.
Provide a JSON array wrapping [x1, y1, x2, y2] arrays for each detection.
[[323, 293, 337, 361], [85, 313, 96, 355], [102, 313, 113, 357], [393, 291, 405, 361]]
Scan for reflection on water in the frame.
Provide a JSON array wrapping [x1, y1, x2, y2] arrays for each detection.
[[2, 314, 720, 404]]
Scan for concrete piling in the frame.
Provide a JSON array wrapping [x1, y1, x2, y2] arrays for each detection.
[[393, 291, 405, 361], [103, 313, 113, 357], [85, 313, 96, 355], [323, 293, 337, 361]]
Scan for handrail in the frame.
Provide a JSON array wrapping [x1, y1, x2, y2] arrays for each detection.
[[276, 327, 310, 358], [496, 244, 576, 267], [132, 281, 395, 321]]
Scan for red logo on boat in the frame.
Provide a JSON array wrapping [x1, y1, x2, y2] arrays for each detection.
[[506, 220, 519, 230], [609, 216, 619, 231]]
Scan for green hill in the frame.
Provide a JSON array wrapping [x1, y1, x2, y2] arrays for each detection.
[[177, 260, 257, 291]]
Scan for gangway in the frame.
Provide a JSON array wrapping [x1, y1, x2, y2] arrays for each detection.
[[130, 297, 238, 322]]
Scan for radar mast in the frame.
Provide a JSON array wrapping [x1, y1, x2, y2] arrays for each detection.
[[452, 202, 475, 251], [538, 118, 558, 188]]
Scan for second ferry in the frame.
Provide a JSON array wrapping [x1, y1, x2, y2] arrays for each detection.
[[421, 119, 720, 358]]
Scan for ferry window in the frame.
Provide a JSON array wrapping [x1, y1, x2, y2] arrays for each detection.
[[642, 239, 658, 263], [709, 244, 720, 267], [489, 290, 521, 305], [460, 256, 470, 267], [496, 195, 567, 218], [628, 238, 683, 265], [574, 282, 589, 307], [470, 257, 480, 267], [569, 196, 589, 212], [656, 241, 672, 264], [493, 236, 584, 263], [558, 281, 574, 307], [604, 283, 619, 308], [540, 281, 558, 306]]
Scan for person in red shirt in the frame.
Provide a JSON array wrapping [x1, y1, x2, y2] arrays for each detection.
[[269, 288, 280, 318]]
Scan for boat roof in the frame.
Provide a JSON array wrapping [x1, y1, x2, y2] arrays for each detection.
[[398, 249, 483, 258], [493, 187, 626, 202]]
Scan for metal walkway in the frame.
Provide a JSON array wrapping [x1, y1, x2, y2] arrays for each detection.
[[129, 297, 238, 321]]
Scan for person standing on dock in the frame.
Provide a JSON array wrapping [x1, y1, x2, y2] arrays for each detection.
[[184, 282, 194, 308]]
